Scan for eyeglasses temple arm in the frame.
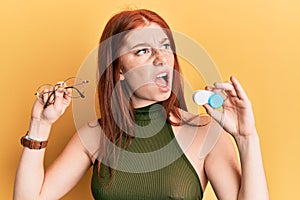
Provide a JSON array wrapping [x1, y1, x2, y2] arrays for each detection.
[[43, 91, 55, 109], [65, 86, 85, 98]]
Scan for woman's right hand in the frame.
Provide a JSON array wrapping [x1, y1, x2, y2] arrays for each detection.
[[31, 84, 72, 125]]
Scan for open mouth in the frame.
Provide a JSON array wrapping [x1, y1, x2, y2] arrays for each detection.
[[155, 72, 169, 88]]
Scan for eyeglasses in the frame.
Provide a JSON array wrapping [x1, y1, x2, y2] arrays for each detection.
[[35, 77, 89, 108]]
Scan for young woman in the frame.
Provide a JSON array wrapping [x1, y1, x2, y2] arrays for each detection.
[[14, 9, 269, 200]]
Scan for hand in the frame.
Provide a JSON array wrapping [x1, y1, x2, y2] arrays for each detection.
[[31, 83, 72, 125], [203, 76, 256, 138]]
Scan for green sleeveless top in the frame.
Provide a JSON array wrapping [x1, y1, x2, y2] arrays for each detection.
[[91, 103, 203, 199]]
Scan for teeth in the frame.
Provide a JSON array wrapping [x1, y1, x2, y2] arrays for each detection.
[[157, 72, 167, 78]]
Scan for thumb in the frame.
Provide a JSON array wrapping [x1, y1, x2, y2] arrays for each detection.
[[53, 86, 65, 112], [31, 98, 45, 119], [203, 103, 224, 127]]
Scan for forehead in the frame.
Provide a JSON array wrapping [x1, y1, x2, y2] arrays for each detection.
[[122, 23, 169, 48]]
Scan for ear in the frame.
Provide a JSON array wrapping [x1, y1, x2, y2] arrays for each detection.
[[119, 69, 125, 80]]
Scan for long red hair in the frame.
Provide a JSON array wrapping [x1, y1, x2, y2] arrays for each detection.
[[97, 9, 187, 185]]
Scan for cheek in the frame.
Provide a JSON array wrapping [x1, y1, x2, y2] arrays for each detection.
[[123, 68, 153, 91], [121, 55, 148, 72], [121, 56, 153, 85], [167, 54, 175, 67]]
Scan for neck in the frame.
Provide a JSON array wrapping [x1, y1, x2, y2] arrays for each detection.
[[131, 99, 160, 109]]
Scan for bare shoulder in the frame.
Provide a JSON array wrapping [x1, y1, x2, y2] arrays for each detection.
[[204, 125, 240, 172], [206, 126, 237, 160], [170, 108, 211, 128], [180, 109, 211, 127], [171, 109, 212, 156], [171, 108, 235, 160]]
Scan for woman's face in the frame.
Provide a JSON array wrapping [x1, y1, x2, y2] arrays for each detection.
[[119, 23, 175, 108]]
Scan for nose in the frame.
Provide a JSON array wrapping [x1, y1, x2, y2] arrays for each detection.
[[153, 49, 168, 66]]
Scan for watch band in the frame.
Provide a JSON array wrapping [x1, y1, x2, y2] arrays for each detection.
[[20, 135, 48, 150]]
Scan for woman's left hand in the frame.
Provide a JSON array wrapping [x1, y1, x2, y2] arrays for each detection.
[[203, 76, 257, 138]]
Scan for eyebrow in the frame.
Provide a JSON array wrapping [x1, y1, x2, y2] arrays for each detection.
[[129, 38, 170, 50]]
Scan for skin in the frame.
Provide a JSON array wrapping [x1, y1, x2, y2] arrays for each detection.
[[14, 23, 269, 200], [119, 23, 174, 108]]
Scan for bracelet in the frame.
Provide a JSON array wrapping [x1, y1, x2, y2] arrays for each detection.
[[20, 133, 48, 150]]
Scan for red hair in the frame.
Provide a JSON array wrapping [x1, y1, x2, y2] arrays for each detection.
[[97, 9, 187, 186]]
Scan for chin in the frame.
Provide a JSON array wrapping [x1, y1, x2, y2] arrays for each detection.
[[156, 91, 172, 102]]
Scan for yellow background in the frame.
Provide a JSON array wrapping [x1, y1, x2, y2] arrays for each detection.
[[1, 0, 299, 199]]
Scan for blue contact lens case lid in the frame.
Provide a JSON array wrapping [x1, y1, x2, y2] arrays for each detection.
[[208, 93, 224, 109]]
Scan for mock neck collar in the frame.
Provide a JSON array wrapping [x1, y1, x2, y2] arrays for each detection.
[[133, 102, 166, 122]]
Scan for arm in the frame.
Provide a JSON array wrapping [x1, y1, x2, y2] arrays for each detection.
[[14, 84, 92, 200], [235, 130, 268, 199], [203, 76, 269, 200], [14, 130, 92, 200], [204, 129, 241, 200]]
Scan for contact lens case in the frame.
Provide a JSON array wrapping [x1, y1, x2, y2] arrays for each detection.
[[193, 90, 224, 109]]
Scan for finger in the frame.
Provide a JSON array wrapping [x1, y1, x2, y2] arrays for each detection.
[[33, 97, 44, 110], [230, 76, 248, 100], [53, 84, 65, 110], [41, 89, 48, 104], [205, 86, 223, 94], [63, 88, 72, 107], [205, 86, 213, 91], [48, 92, 56, 105], [205, 86, 227, 100], [213, 82, 237, 97], [63, 88, 73, 99], [203, 103, 225, 127], [31, 98, 46, 120], [42, 89, 54, 106], [35, 92, 44, 105]]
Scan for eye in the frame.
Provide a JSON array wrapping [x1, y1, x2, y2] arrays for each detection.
[[161, 43, 172, 51], [135, 48, 152, 56], [162, 43, 170, 49]]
